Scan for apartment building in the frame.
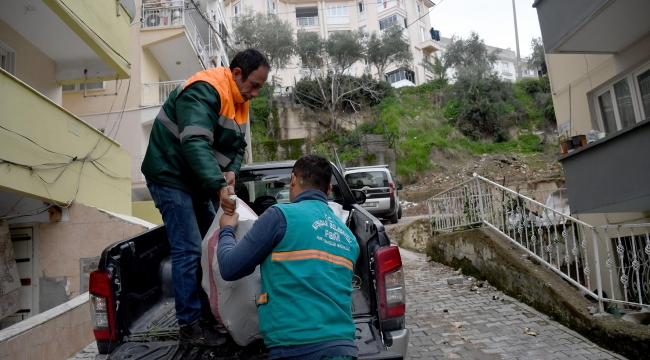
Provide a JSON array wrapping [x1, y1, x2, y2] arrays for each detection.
[[0, 0, 149, 331], [224, 0, 441, 87], [436, 37, 538, 83], [534, 0, 650, 306], [60, 0, 233, 224]]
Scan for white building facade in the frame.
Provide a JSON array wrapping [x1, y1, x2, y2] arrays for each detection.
[[224, 0, 441, 87]]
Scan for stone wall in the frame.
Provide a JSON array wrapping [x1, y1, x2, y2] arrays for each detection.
[[426, 227, 650, 360]]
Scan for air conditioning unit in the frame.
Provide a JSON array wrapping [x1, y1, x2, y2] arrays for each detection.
[[146, 14, 162, 27]]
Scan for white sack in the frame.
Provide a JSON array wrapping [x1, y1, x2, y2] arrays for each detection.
[[201, 199, 262, 346]]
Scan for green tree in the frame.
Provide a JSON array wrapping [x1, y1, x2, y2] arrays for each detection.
[[232, 9, 295, 70], [366, 25, 413, 79], [527, 37, 545, 75], [443, 31, 498, 76], [422, 52, 449, 84]]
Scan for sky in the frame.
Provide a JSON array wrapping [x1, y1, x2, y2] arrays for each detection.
[[429, 0, 542, 58]]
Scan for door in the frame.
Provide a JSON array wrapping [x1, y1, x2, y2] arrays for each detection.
[[0, 227, 37, 329]]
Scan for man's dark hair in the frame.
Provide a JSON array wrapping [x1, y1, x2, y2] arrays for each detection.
[[292, 154, 332, 194], [229, 49, 271, 81]]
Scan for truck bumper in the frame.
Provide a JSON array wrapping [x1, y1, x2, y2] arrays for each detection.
[[386, 328, 409, 358]]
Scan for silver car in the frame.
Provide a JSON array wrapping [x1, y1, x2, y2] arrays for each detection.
[[344, 165, 402, 223]]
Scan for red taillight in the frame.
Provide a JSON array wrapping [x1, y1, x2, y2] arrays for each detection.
[[89, 270, 117, 342], [388, 183, 395, 198], [375, 245, 405, 319]]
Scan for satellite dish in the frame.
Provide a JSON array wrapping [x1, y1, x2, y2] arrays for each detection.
[[146, 14, 161, 27]]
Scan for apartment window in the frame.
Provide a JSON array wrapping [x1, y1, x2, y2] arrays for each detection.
[[386, 69, 415, 84], [62, 81, 106, 93], [501, 62, 508, 73], [0, 41, 16, 75], [416, 3, 421, 15], [360, 25, 368, 36], [419, 26, 426, 42], [358, 1, 366, 20], [326, 5, 349, 24], [593, 62, 650, 134], [267, 0, 276, 14], [233, 2, 241, 18], [379, 14, 407, 31], [296, 6, 319, 26]]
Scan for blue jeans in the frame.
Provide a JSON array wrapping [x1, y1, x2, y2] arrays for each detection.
[[147, 179, 216, 326]]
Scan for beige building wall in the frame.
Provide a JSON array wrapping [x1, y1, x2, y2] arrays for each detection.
[[547, 34, 650, 138], [38, 203, 152, 300], [225, 0, 437, 87], [0, 18, 61, 104]]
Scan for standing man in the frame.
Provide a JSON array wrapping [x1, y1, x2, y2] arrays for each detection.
[[218, 154, 360, 359], [142, 49, 270, 347]]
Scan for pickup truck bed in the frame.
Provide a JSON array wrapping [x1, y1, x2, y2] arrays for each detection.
[[92, 161, 408, 360]]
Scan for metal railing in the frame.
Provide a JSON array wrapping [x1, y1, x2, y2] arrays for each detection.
[[297, 16, 318, 26], [142, 1, 226, 70], [427, 175, 650, 312], [142, 80, 185, 106], [131, 155, 146, 183]]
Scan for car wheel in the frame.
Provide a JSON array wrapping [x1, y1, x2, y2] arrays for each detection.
[[390, 212, 398, 224], [398, 205, 402, 219]]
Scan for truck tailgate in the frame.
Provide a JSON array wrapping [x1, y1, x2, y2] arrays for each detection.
[[107, 320, 402, 360]]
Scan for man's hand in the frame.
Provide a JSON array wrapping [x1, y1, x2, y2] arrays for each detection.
[[220, 186, 236, 215], [220, 211, 239, 229], [224, 171, 236, 187]]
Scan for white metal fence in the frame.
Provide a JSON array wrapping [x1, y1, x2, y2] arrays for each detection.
[[427, 175, 650, 312], [142, 80, 185, 106], [142, 1, 225, 70], [297, 16, 318, 26]]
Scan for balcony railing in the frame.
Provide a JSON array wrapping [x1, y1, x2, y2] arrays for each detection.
[[142, 1, 226, 70], [377, 0, 406, 13], [131, 155, 145, 183], [297, 16, 318, 26], [428, 175, 650, 312], [142, 1, 185, 29], [326, 16, 349, 25], [502, 70, 513, 76], [142, 80, 186, 106]]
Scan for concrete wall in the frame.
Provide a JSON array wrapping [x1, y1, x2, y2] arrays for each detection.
[[0, 18, 62, 105], [132, 201, 163, 225], [0, 70, 132, 215], [426, 227, 650, 360], [0, 293, 94, 360], [37, 203, 153, 307]]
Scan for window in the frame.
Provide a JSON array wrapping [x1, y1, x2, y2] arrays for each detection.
[[385, 69, 415, 84], [593, 62, 650, 134], [358, 1, 366, 20], [502, 62, 509, 73], [267, 0, 276, 14], [62, 81, 105, 93], [296, 6, 319, 26], [379, 14, 406, 31], [233, 2, 241, 18], [0, 41, 16, 75], [419, 26, 426, 42], [416, 3, 421, 15], [326, 5, 349, 24]]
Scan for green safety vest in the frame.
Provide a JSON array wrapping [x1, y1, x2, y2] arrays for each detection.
[[257, 200, 360, 348]]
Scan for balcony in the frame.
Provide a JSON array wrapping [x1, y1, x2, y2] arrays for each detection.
[[558, 118, 650, 214], [377, 0, 406, 14], [296, 16, 319, 26], [0, 69, 131, 214], [0, 0, 131, 84], [141, 1, 228, 79], [418, 39, 441, 53], [502, 70, 513, 76], [142, 80, 186, 106], [534, 0, 650, 54]]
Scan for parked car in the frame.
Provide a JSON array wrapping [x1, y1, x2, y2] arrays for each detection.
[[344, 165, 403, 224], [88, 161, 409, 359]]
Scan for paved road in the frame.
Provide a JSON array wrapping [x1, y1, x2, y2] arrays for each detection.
[[70, 243, 625, 360], [400, 248, 625, 360]]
